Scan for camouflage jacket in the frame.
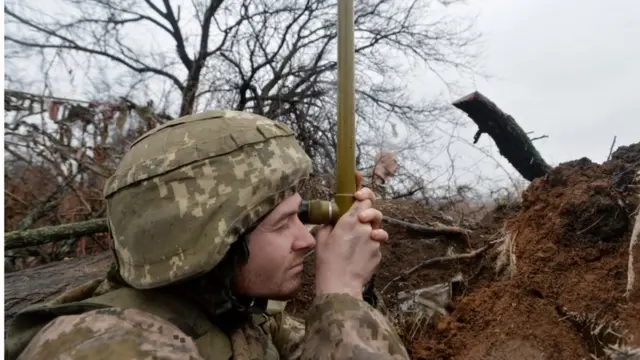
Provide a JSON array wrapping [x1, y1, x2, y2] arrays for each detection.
[[6, 280, 409, 360]]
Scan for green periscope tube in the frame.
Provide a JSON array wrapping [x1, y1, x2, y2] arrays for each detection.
[[298, 0, 356, 225]]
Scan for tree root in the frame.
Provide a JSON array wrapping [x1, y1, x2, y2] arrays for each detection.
[[381, 245, 489, 293]]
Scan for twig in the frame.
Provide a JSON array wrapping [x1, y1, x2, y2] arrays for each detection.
[[392, 186, 424, 199], [383, 216, 472, 248], [5, 88, 94, 105], [90, 234, 108, 251], [17, 171, 80, 231], [381, 245, 489, 293], [17, 201, 59, 231], [531, 135, 549, 141], [626, 175, 640, 298], [577, 214, 607, 235], [4, 190, 29, 206], [383, 216, 470, 235], [607, 135, 617, 161], [69, 184, 92, 213]]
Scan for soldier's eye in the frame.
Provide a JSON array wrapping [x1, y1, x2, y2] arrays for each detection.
[[277, 216, 295, 231]]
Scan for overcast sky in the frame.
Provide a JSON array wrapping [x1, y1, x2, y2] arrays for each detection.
[[444, 0, 639, 166], [5, 0, 639, 194]]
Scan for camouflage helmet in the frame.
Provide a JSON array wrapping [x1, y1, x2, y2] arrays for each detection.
[[103, 110, 312, 289]]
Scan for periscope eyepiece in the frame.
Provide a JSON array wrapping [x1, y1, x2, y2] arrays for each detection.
[[298, 200, 310, 223], [297, 199, 339, 225]]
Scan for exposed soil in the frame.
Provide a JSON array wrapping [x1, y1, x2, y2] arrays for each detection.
[[6, 141, 639, 360], [409, 147, 640, 360], [290, 143, 640, 360]]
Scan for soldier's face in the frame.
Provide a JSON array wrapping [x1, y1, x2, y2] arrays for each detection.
[[234, 193, 316, 300]]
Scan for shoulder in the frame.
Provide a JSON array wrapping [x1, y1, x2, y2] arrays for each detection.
[[258, 308, 306, 359], [19, 307, 204, 360], [303, 293, 409, 360], [267, 295, 409, 360]]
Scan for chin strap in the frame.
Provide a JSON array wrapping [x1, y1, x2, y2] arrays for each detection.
[[216, 287, 268, 316], [211, 234, 271, 317]]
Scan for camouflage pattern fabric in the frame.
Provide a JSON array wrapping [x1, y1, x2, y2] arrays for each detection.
[[17, 307, 205, 360], [17, 293, 409, 360], [103, 110, 312, 289], [13, 110, 410, 359]]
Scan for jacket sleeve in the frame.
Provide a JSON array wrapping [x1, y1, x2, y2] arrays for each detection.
[[268, 293, 410, 360], [17, 307, 204, 360]]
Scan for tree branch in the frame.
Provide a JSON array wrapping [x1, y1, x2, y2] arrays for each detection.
[[5, 218, 109, 250], [383, 216, 470, 236], [452, 91, 552, 181], [381, 245, 489, 293], [4, 7, 185, 92], [154, 0, 193, 70]]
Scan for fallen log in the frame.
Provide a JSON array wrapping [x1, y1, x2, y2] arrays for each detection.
[[4, 251, 112, 326], [5, 216, 466, 250], [4, 218, 109, 250], [452, 91, 552, 181]]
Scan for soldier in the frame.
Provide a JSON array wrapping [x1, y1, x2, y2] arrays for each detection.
[[5, 110, 409, 360]]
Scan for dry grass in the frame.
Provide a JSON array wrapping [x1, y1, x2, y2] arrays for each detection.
[[492, 228, 518, 280], [625, 169, 640, 298], [393, 272, 463, 341], [557, 307, 637, 360]]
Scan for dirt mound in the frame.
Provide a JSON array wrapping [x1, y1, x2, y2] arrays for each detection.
[[410, 152, 640, 359], [289, 143, 639, 359], [609, 142, 640, 169]]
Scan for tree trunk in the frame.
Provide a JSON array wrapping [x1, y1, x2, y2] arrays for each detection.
[[179, 79, 199, 116], [179, 59, 205, 116], [452, 91, 552, 181], [4, 252, 112, 326]]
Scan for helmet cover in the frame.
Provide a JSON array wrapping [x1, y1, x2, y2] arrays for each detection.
[[103, 110, 312, 289]]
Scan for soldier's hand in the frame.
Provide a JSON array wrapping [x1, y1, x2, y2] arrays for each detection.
[[314, 187, 388, 300], [354, 172, 387, 241], [354, 187, 387, 242], [356, 171, 364, 189]]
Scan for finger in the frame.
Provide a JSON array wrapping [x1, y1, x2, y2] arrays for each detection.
[[357, 208, 383, 229], [356, 171, 363, 190], [347, 189, 374, 215], [354, 187, 376, 202], [348, 198, 373, 217], [370, 229, 388, 243], [314, 224, 333, 243]]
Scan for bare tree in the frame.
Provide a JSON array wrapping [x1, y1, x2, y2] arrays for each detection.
[[3, 89, 174, 270], [5, 0, 481, 196]]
